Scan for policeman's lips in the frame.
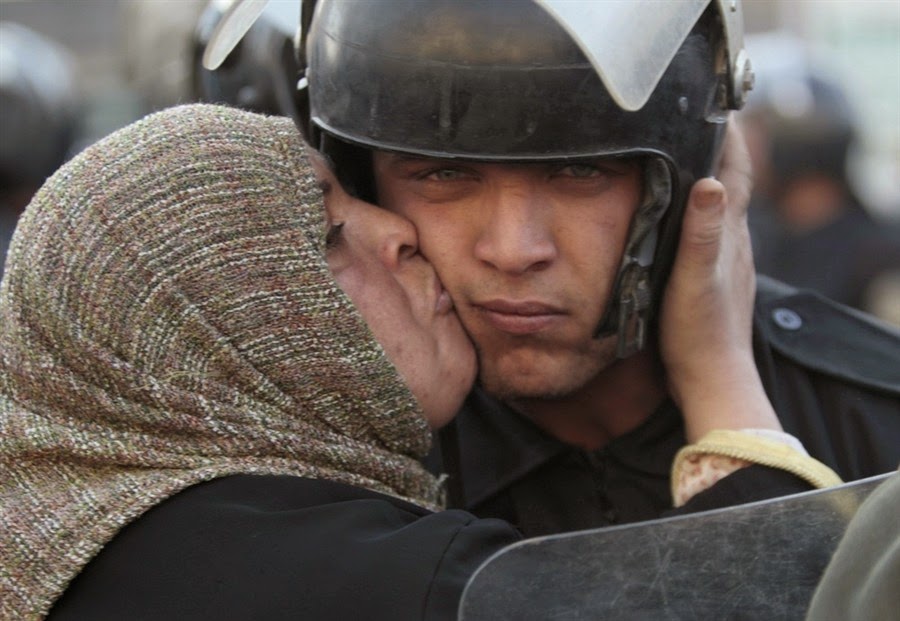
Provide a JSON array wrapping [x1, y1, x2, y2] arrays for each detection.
[[473, 299, 566, 335]]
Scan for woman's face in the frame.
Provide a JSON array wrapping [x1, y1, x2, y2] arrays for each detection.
[[311, 156, 476, 429]]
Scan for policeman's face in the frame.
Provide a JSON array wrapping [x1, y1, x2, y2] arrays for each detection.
[[373, 153, 642, 400], [312, 156, 476, 429]]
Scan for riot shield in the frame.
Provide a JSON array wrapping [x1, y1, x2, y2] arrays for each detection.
[[459, 473, 893, 621]]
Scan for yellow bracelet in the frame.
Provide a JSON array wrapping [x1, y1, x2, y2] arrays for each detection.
[[672, 453, 753, 506], [671, 429, 843, 505]]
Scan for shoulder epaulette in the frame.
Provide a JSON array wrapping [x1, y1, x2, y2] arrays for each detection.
[[755, 275, 900, 395]]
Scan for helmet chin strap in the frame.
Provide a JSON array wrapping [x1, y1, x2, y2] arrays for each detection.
[[610, 256, 654, 358], [594, 157, 672, 358]]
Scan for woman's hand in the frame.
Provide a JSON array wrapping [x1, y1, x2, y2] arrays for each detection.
[[660, 121, 781, 442]]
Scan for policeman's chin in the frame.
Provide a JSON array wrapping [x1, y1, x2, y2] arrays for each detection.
[[474, 341, 617, 402]]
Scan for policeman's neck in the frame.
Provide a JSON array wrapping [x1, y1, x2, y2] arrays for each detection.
[[512, 349, 667, 451]]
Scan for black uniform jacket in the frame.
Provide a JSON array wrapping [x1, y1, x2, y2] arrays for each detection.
[[430, 276, 900, 537], [48, 475, 520, 621]]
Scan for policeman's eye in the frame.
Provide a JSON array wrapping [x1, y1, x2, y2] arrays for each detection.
[[418, 167, 473, 182], [325, 222, 345, 249], [556, 163, 603, 178]]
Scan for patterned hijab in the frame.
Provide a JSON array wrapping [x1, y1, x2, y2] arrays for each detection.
[[0, 104, 440, 619]]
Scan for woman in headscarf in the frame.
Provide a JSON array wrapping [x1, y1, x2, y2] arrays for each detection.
[[0, 103, 519, 620]]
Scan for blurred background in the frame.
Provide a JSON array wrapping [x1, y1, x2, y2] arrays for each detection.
[[1, 0, 899, 322]]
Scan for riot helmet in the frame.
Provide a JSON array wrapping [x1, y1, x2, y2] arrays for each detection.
[[193, 0, 301, 116], [205, 0, 754, 356]]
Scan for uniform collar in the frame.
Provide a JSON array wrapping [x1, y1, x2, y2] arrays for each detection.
[[445, 388, 684, 509]]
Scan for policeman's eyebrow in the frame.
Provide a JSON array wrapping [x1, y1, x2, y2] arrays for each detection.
[[387, 154, 454, 166]]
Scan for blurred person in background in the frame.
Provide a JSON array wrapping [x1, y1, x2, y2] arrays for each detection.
[[0, 21, 81, 276], [191, 0, 301, 116], [739, 33, 900, 324], [119, 0, 208, 113], [805, 468, 900, 621], [121, 0, 299, 117]]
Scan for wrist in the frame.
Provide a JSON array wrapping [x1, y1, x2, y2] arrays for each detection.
[[671, 429, 843, 506], [670, 361, 780, 443]]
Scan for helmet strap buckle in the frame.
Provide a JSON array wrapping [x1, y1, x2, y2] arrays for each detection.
[[615, 261, 652, 358]]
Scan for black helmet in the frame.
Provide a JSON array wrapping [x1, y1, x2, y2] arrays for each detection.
[[205, 0, 753, 356], [193, 0, 301, 116]]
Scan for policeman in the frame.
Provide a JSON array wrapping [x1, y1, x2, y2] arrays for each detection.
[[287, 0, 900, 536]]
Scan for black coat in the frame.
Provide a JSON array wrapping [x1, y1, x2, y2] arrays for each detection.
[[430, 276, 900, 537], [48, 475, 520, 621]]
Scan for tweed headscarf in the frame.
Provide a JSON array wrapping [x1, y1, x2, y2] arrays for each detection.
[[0, 104, 440, 619]]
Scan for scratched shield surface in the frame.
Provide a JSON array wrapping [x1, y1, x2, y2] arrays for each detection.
[[458, 473, 892, 621]]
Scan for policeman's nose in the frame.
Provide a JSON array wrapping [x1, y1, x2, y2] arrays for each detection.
[[473, 184, 557, 274]]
